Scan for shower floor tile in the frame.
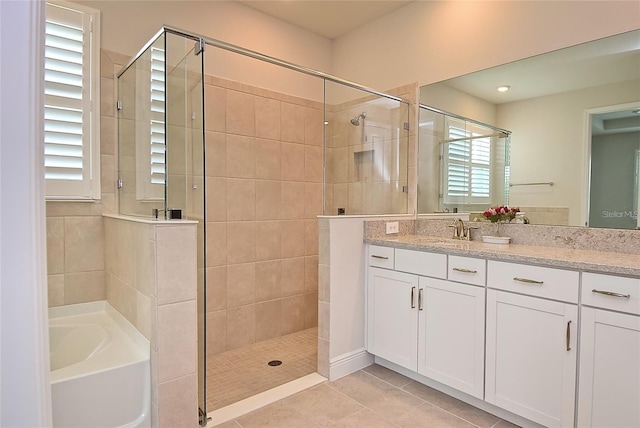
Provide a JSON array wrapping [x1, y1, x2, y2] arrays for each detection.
[[206, 327, 317, 411]]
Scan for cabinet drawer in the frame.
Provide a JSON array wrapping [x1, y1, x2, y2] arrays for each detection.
[[395, 248, 446, 279], [487, 261, 579, 303], [448, 256, 486, 286], [582, 272, 640, 315], [368, 245, 395, 269]]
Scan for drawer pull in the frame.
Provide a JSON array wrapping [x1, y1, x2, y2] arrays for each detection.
[[453, 267, 477, 274], [418, 288, 424, 311], [566, 320, 572, 351], [591, 289, 631, 299], [513, 277, 544, 285], [411, 287, 415, 309], [371, 255, 389, 260]]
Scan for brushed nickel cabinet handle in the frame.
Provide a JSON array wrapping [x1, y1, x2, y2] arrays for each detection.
[[371, 255, 389, 260], [566, 320, 572, 351], [453, 267, 477, 274], [592, 289, 631, 299], [513, 277, 544, 285], [418, 288, 423, 311], [411, 287, 415, 309]]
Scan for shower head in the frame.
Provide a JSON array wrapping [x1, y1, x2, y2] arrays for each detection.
[[350, 112, 366, 126]]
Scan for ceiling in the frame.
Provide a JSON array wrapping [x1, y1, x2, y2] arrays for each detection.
[[238, 0, 414, 39]]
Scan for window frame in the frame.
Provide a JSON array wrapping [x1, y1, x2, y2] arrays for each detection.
[[44, 0, 100, 200]]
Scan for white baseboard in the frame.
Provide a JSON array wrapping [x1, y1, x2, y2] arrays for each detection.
[[329, 348, 374, 381]]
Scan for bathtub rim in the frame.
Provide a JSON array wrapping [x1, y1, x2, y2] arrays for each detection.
[[49, 300, 150, 383]]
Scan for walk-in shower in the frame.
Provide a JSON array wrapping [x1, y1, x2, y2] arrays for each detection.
[[117, 25, 410, 426]]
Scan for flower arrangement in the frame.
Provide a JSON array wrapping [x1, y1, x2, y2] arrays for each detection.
[[483, 205, 520, 223]]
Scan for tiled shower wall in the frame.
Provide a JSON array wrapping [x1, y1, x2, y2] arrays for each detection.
[[203, 76, 322, 355]]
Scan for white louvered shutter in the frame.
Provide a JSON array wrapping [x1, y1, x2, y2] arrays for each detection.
[[150, 47, 166, 185], [44, 2, 98, 198], [445, 125, 492, 204]]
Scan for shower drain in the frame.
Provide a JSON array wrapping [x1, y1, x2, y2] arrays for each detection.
[[267, 360, 282, 366]]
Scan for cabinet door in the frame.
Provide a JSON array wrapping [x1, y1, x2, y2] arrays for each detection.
[[417, 277, 485, 399], [578, 308, 640, 428], [367, 267, 418, 371], [485, 290, 577, 428]]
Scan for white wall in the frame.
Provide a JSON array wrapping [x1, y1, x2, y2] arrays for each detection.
[[75, 0, 332, 101], [332, 1, 640, 90], [498, 79, 640, 226], [0, 1, 51, 426]]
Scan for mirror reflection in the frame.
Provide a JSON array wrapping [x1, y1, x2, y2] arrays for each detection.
[[418, 30, 640, 228]]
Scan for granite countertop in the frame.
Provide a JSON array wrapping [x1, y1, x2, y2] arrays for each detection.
[[365, 234, 640, 277]]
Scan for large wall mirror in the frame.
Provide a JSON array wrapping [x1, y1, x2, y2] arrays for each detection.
[[418, 29, 640, 229]]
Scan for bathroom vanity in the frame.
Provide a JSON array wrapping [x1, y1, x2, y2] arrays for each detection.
[[364, 231, 640, 428]]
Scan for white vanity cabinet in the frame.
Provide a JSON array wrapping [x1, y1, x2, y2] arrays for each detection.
[[577, 273, 640, 428], [366, 246, 486, 399], [485, 261, 579, 428], [367, 266, 419, 371]]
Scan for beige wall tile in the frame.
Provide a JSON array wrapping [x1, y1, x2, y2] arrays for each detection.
[[227, 304, 255, 350], [255, 260, 281, 303], [100, 77, 114, 117], [206, 222, 227, 267], [305, 292, 318, 328], [256, 180, 281, 220], [281, 102, 305, 143], [318, 227, 330, 266], [281, 295, 305, 335], [255, 300, 282, 342], [101, 154, 115, 194], [227, 222, 255, 264], [226, 263, 255, 308], [226, 134, 255, 179], [156, 226, 197, 305], [46, 217, 64, 275], [48, 274, 64, 307], [305, 107, 323, 147], [281, 182, 305, 220], [255, 139, 281, 180], [282, 257, 305, 297], [206, 131, 226, 177], [64, 270, 105, 305], [318, 301, 330, 341], [304, 146, 323, 183], [46, 201, 103, 217], [256, 221, 281, 262], [304, 219, 319, 256], [226, 90, 254, 136], [64, 216, 104, 273], [255, 97, 281, 141], [205, 85, 226, 133], [157, 301, 197, 382], [281, 220, 305, 258], [206, 266, 227, 312], [227, 178, 256, 221], [305, 183, 323, 219], [281, 142, 305, 182], [100, 115, 116, 156], [158, 373, 198, 428], [318, 338, 329, 378], [206, 310, 227, 357], [206, 177, 227, 222], [318, 264, 330, 303], [304, 256, 318, 292], [332, 147, 349, 183], [136, 292, 151, 340]]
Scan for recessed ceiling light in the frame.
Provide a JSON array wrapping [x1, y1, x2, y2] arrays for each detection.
[[497, 85, 511, 93]]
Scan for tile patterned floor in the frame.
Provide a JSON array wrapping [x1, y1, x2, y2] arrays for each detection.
[[206, 327, 318, 411], [214, 364, 521, 428]]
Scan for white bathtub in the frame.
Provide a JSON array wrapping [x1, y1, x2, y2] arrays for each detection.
[[49, 301, 151, 428]]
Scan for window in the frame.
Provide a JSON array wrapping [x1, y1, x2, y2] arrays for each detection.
[[443, 120, 493, 205], [44, 1, 100, 199], [149, 46, 166, 186]]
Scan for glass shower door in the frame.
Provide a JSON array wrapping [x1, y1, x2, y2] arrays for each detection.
[[164, 32, 207, 421]]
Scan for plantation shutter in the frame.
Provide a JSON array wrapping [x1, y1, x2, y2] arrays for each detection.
[[150, 47, 166, 185], [44, 2, 95, 198], [445, 125, 492, 203]]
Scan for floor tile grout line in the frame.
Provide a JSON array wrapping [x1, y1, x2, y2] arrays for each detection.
[[359, 369, 486, 428]]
